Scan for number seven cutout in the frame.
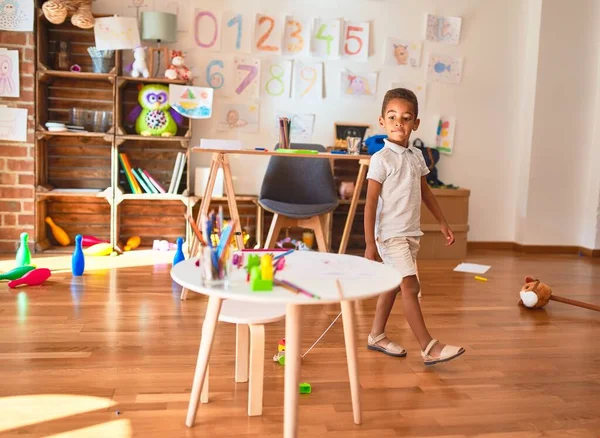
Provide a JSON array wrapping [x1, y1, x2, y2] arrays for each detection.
[[236, 64, 258, 94]]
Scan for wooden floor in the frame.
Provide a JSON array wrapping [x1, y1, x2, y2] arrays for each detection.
[[0, 250, 599, 437]]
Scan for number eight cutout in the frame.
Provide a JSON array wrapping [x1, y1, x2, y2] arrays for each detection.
[[266, 64, 285, 96], [263, 61, 291, 97]]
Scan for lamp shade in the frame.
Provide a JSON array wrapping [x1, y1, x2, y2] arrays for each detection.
[[141, 12, 177, 43]]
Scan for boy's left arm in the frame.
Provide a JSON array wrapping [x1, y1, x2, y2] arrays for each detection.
[[421, 177, 455, 246]]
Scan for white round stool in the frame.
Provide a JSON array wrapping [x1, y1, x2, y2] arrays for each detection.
[[201, 300, 286, 416]]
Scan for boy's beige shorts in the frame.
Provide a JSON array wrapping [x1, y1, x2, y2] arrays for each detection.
[[377, 236, 420, 279]]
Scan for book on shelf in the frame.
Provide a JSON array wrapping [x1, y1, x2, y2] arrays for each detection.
[[118, 151, 187, 196], [168, 152, 187, 195]]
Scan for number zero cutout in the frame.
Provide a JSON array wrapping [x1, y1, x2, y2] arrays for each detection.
[[195, 11, 219, 48]]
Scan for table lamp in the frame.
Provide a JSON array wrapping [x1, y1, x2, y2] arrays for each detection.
[[141, 11, 177, 76]]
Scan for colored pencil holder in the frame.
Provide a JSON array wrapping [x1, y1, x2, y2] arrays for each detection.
[[198, 245, 233, 288]]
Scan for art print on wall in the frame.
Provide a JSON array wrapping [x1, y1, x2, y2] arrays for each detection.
[[426, 14, 462, 45], [427, 54, 463, 85], [0, 0, 34, 32], [0, 49, 19, 98], [340, 69, 377, 99], [384, 39, 422, 68], [217, 103, 259, 133]]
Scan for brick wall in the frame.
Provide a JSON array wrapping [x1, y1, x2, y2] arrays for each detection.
[[0, 32, 35, 253]]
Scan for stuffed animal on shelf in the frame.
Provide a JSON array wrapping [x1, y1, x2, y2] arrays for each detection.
[[127, 84, 183, 137], [519, 276, 600, 312], [165, 50, 191, 82], [131, 47, 149, 79], [41, 0, 94, 29]]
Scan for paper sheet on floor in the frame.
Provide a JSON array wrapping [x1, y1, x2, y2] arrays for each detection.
[[453, 263, 491, 274]]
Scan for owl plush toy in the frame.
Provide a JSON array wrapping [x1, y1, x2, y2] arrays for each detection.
[[127, 84, 183, 137]]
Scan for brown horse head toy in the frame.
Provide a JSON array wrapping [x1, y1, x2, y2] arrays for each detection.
[[519, 276, 600, 312], [519, 277, 552, 308]]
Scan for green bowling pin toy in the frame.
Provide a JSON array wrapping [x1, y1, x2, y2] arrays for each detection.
[[16, 232, 32, 267], [0, 265, 36, 281]]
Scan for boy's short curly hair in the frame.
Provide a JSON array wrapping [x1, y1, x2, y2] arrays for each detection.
[[381, 88, 419, 118]]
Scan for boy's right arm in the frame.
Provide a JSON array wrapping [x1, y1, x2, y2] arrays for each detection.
[[364, 179, 382, 261]]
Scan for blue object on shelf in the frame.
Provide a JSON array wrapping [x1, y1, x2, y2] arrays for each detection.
[[365, 134, 388, 155]]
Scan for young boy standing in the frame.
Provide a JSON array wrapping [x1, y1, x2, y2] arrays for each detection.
[[365, 88, 465, 365]]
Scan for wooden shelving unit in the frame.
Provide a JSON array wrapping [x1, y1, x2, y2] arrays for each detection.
[[33, 10, 203, 253]]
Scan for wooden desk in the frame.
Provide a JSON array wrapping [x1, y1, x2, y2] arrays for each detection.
[[181, 149, 370, 300]]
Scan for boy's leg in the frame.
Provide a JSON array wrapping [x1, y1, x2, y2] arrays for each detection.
[[370, 289, 398, 346], [401, 275, 461, 359], [367, 238, 408, 356]]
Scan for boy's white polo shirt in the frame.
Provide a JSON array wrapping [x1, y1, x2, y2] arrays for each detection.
[[366, 139, 430, 242]]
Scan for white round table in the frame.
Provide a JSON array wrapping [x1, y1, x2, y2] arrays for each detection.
[[171, 251, 401, 438]]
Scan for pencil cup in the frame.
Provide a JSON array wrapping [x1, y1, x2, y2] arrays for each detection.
[[347, 137, 361, 155], [198, 246, 233, 288]]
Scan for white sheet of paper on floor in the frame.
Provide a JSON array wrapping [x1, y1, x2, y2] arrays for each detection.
[[453, 263, 491, 274]]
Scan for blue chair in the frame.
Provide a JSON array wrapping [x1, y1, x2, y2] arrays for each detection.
[[259, 143, 338, 251]]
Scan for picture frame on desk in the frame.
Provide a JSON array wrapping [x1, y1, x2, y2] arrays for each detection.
[[334, 122, 371, 149]]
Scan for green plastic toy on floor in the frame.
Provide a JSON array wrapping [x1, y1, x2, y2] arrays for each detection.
[[15, 232, 32, 267]]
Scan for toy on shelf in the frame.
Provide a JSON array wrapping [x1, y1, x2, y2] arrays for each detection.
[[173, 237, 185, 265], [127, 84, 184, 137], [153, 239, 177, 251], [8, 268, 52, 289], [41, 0, 94, 29], [124, 236, 141, 251], [131, 47, 150, 79], [82, 235, 108, 247], [16, 232, 32, 267], [83, 242, 113, 256], [72, 235, 85, 276], [165, 50, 191, 81], [45, 216, 70, 246], [519, 276, 600, 312], [0, 265, 36, 281]]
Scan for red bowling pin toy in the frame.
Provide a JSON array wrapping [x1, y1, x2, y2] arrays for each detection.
[[82, 235, 108, 247], [8, 268, 51, 289]]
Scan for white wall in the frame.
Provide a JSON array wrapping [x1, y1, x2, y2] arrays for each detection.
[[91, 0, 600, 248], [520, 0, 600, 246]]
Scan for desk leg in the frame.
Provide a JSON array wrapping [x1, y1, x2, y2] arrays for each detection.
[[284, 304, 302, 438], [339, 160, 368, 254], [222, 154, 245, 250], [186, 295, 223, 427], [340, 299, 362, 425], [181, 154, 220, 301]]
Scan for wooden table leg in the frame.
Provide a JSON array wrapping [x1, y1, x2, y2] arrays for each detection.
[[284, 304, 302, 438], [181, 153, 221, 301], [221, 154, 245, 250], [340, 299, 362, 425], [185, 295, 223, 427], [338, 159, 368, 255]]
